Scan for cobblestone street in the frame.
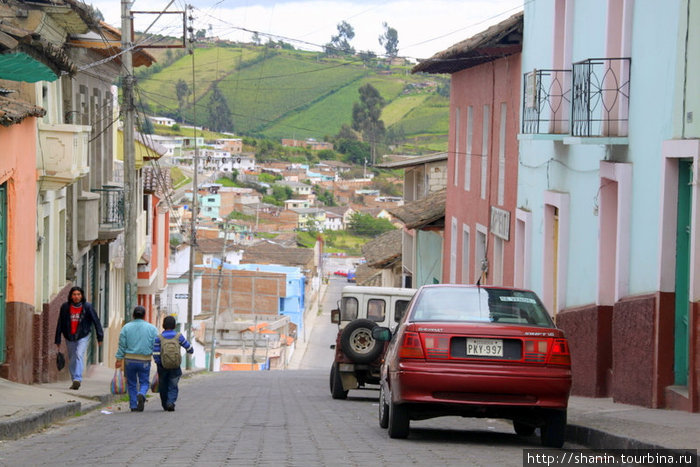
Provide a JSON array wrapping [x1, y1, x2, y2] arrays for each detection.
[[0, 370, 564, 466]]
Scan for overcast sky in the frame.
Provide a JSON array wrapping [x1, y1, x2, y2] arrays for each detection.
[[91, 0, 523, 61]]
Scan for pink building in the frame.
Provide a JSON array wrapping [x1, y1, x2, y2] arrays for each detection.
[[413, 12, 522, 287], [0, 101, 42, 382]]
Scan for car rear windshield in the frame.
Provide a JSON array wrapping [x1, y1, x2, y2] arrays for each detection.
[[410, 287, 554, 327]]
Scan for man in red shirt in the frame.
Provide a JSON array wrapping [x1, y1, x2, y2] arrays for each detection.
[[55, 286, 104, 389]]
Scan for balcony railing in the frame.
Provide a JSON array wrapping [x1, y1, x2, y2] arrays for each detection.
[[93, 186, 124, 240], [521, 69, 571, 135], [571, 57, 631, 137]]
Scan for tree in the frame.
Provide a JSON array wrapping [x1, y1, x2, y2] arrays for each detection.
[[351, 83, 386, 164], [326, 21, 355, 55], [347, 212, 395, 237], [378, 22, 399, 58], [271, 185, 293, 204], [336, 139, 370, 165], [317, 149, 337, 160], [139, 117, 154, 134], [175, 79, 190, 120], [205, 85, 233, 133], [195, 29, 206, 40], [252, 32, 262, 45], [335, 123, 360, 141], [358, 50, 376, 67], [316, 187, 336, 206]]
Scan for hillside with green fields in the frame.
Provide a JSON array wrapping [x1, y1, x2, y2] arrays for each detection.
[[135, 43, 450, 153]]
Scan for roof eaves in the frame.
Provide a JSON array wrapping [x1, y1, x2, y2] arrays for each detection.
[[412, 11, 523, 75]]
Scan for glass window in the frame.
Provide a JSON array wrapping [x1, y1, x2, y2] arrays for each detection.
[[410, 287, 554, 327], [367, 299, 385, 322], [340, 297, 358, 321], [394, 300, 410, 323]]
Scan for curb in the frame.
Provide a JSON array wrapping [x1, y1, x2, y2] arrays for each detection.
[[0, 370, 205, 441], [0, 402, 81, 441], [567, 424, 700, 464], [567, 423, 666, 450]]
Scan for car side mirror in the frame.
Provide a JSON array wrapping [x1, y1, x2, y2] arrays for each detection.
[[331, 309, 340, 324], [372, 326, 391, 341]]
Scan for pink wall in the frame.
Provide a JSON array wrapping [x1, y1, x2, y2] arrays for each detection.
[[443, 54, 521, 286], [0, 119, 37, 304]]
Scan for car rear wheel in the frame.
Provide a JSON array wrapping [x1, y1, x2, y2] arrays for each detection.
[[340, 319, 382, 364], [330, 363, 348, 400], [540, 409, 566, 448], [513, 420, 536, 436], [387, 399, 410, 439], [378, 385, 389, 428]]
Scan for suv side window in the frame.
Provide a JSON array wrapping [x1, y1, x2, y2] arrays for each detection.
[[367, 299, 386, 322], [394, 299, 410, 323], [341, 297, 358, 321]]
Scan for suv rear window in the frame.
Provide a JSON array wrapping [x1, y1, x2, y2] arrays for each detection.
[[367, 299, 385, 321], [410, 287, 554, 327], [340, 296, 358, 321]]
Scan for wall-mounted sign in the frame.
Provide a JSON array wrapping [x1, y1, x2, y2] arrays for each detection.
[[174, 293, 189, 299], [490, 206, 511, 241]]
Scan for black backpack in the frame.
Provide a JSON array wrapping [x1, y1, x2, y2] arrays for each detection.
[[160, 332, 182, 369]]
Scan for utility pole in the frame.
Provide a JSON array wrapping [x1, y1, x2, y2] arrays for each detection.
[[122, 0, 137, 323], [251, 314, 258, 370], [184, 4, 198, 369], [209, 220, 231, 371]]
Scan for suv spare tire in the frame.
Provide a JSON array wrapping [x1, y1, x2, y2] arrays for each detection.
[[340, 319, 382, 364]]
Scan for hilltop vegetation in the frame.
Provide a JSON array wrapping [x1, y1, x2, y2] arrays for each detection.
[[135, 42, 449, 154]]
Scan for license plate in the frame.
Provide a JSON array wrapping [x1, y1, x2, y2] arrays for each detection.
[[466, 338, 503, 357]]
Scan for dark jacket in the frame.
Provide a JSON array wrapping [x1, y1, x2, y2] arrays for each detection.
[[55, 301, 104, 345]]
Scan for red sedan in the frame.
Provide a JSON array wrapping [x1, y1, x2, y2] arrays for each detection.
[[373, 284, 572, 447]]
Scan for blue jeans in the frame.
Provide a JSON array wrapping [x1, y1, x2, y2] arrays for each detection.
[[124, 359, 151, 409], [157, 365, 182, 408], [65, 335, 90, 382]]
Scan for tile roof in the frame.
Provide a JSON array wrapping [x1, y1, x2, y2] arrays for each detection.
[[389, 189, 446, 229], [355, 262, 383, 287], [0, 94, 45, 126], [361, 229, 402, 268], [142, 166, 172, 195], [196, 237, 235, 255], [412, 11, 523, 74], [240, 240, 314, 268]]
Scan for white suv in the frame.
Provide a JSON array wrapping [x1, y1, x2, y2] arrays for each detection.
[[329, 286, 416, 399]]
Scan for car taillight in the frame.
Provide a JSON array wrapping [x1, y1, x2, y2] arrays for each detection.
[[398, 332, 425, 359], [421, 334, 449, 358], [523, 339, 548, 363], [547, 338, 571, 366]]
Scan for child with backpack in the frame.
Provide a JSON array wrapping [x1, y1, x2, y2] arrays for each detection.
[[153, 316, 194, 411]]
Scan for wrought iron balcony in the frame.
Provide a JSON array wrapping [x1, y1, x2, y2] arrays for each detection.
[[93, 186, 124, 241], [571, 57, 631, 137], [521, 69, 571, 135]]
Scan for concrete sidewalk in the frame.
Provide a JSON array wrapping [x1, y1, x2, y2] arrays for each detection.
[[0, 364, 202, 440]]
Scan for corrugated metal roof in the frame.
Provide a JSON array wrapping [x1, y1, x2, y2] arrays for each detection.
[[375, 152, 448, 169]]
